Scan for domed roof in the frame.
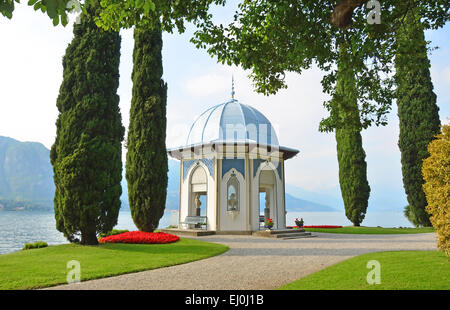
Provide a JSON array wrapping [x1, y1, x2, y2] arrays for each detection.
[[186, 99, 279, 147]]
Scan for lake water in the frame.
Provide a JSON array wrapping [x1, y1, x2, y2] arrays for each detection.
[[0, 211, 175, 255], [285, 210, 414, 228], [0, 209, 413, 255]]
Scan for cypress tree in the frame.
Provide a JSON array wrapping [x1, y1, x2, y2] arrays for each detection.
[[333, 41, 371, 226], [126, 23, 168, 232], [395, 8, 441, 227], [50, 0, 124, 245]]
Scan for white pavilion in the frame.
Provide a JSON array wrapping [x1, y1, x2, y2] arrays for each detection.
[[167, 90, 299, 233]]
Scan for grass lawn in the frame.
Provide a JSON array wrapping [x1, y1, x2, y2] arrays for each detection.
[[0, 238, 228, 290], [302, 226, 435, 234], [279, 251, 449, 290]]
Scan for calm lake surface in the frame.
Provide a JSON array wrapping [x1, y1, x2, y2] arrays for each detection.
[[0, 209, 413, 255], [0, 211, 175, 255]]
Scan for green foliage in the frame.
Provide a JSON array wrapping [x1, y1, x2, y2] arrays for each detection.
[[336, 126, 370, 226], [98, 229, 129, 239], [23, 241, 48, 250], [334, 43, 370, 226], [126, 22, 168, 232], [264, 218, 274, 228], [193, 0, 399, 131], [50, 0, 124, 245], [1, 0, 76, 26], [395, 7, 441, 227], [0, 0, 19, 18], [422, 124, 450, 256], [95, 0, 226, 32]]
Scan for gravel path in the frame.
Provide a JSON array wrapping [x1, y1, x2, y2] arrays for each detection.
[[44, 232, 437, 290]]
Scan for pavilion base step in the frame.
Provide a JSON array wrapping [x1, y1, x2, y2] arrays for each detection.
[[160, 228, 216, 237], [280, 233, 316, 239], [252, 229, 315, 239]]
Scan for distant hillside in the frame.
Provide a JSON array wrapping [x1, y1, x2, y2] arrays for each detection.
[[0, 136, 54, 210], [284, 193, 337, 212], [0, 136, 336, 213], [120, 159, 180, 211]]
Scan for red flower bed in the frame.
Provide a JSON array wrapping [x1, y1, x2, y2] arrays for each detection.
[[99, 231, 179, 244], [302, 225, 343, 229]]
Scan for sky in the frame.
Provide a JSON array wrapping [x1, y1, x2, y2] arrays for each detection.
[[0, 2, 449, 211]]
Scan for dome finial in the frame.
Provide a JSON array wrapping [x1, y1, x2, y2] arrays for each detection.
[[231, 75, 235, 99]]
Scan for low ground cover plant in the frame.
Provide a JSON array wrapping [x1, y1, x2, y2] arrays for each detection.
[[23, 241, 48, 250], [98, 231, 179, 244]]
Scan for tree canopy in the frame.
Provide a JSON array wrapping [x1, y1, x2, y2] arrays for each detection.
[[193, 1, 398, 131], [0, 0, 76, 25], [95, 0, 226, 32], [191, 0, 448, 131], [396, 4, 441, 227], [126, 22, 168, 232]]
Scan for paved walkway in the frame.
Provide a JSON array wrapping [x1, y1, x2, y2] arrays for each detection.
[[45, 232, 437, 290]]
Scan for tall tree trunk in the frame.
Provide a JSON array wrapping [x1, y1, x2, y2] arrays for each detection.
[[395, 7, 441, 227], [126, 22, 168, 232], [334, 41, 371, 226]]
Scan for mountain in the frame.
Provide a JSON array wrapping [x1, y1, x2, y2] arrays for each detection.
[[284, 193, 337, 212], [0, 136, 54, 210], [285, 183, 344, 209], [120, 159, 180, 211], [0, 136, 336, 212]]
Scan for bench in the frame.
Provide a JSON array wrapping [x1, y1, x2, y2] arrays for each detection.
[[180, 216, 207, 230], [259, 215, 266, 229]]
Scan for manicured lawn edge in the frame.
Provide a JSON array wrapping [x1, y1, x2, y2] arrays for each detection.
[[278, 250, 449, 290], [302, 226, 435, 234], [0, 238, 228, 290]]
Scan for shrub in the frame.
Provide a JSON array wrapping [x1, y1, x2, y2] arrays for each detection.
[[422, 124, 450, 256], [98, 229, 129, 239], [23, 241, 48, 250]]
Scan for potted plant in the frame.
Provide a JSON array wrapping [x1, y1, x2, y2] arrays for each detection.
[[295, 218, 304, 228], [264, 218, 274, 230]]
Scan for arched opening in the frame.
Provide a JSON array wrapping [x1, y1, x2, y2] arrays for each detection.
[[258, 169, 276, 229], [189, 165, 208, 228], [227, 174, 240, 212]]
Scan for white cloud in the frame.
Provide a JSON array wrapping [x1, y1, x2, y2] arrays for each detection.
[[182, 73, 230, 97], [0, 4, 74, 149]]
